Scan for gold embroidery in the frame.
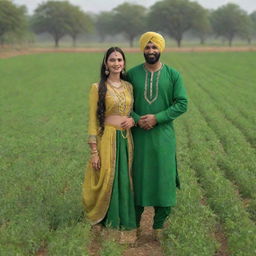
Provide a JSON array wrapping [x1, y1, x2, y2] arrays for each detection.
[[83, 80, 134, 224], [110, 86, 127, 113], [144, 65, 163, 104], [127, 129, 134, 191], [106, 81, 132, 116], [83, 126, 117, 225], [88, 135, 97, 143]]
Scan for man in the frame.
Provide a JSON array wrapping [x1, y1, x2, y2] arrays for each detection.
[[127, 32, 188, 240]]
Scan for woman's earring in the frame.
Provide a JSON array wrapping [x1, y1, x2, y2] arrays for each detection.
[[121, 69, 125, 75], [105, 69, 109, 75]]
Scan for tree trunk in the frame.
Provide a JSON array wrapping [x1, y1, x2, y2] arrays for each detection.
[[55, 38, 59, 47], [53, 32, 61, 48], [228, 35, 233, 47], [200, 37, 205, 45], [174, 34, 182, 48], [99, 35, 105, 43], [228, 34, 234, 47], [0, 37, 4, 47], [176, 39, 181, 47], [129, 36, 134, 48], [72, 35, 77, 47]]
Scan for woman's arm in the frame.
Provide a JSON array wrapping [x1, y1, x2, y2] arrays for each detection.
[[87, 84, 100, 170]]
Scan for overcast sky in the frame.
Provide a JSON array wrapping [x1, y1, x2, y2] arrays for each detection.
[[13, 0, 256, 14]]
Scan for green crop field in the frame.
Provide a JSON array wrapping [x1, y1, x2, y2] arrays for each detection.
[[1, 52, 256, 256]]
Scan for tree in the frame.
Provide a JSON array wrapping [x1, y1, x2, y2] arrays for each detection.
[[112, 3, 147, 47], [65, 5, 92, 47], [210, 3, 249, 46], [0, 0, 27, 45], [32, 1, 91, 47], [191, 7, 212, 45], [95, 11, 115, 42], [250, 11, 256, 40], [148, 0, 204, 47], [239, 15, 254, 44], [32, 1, 70, 47]]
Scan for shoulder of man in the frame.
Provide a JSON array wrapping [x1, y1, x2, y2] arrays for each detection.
[[126, 64, 143, 84], [164, 64, 181, 80], [127, 63, 144, 74]]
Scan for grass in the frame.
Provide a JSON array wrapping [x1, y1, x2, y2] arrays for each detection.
[[1, 51, 256, 255], [0, 53, 100, 255]]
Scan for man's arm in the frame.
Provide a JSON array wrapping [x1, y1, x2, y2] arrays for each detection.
[[155, 72, 188, 124], [140, 72, 188, 130], [126, 71, 141, 125]]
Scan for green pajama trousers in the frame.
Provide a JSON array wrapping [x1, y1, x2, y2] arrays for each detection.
[[135, 206, 171, 229], [101, 131, 136, 230]]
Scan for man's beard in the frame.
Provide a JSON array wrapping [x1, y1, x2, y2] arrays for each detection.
[[144, 52, 161, 64]]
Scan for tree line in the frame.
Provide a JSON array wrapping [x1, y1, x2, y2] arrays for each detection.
[[1, 0, 256, 47]]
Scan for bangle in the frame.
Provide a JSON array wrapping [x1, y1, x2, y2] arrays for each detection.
[[129, 117, 136, 127], [91, 150, 98, 155]]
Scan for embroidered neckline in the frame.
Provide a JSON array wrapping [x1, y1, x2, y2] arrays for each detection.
[[143, 64, 163, 104], [108, 82, 127, 114]]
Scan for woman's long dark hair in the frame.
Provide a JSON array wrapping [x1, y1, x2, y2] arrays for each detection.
[[97, 47, 126, 135]]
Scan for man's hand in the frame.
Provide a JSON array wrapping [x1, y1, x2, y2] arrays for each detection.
[[138, 114, 157, 130], [121, 117, 135, 129]]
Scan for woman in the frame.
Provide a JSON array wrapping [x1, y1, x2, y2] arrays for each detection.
[[82, 47, 136, 243]]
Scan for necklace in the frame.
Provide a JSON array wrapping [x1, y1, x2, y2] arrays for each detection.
[[109, 83, 127, 114], [107, 79, 123, 88], [144, 64, 163, 104]]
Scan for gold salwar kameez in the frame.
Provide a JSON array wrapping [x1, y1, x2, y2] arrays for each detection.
[[82, 81, 136, 228]]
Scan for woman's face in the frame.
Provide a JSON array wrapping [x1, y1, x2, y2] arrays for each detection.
[[106, 51, 125, 75]]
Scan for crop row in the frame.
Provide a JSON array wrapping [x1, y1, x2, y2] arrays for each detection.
[[198, 53, 256, 87], [163, 119, 218, 256], [170, 54, 256, 126], [0, 54, 93, 255], [196, 82, 256, 147], [179, 52, 256, 89], [0, 138, 92, 256], [192, 59, 256, 125], [182, 99, 256, 255], [181, 59, 256, 146], [173, 57, 256, 203], [190, 84, 256, 197]]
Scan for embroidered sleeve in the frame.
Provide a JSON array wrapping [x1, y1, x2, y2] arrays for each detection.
[[88, 83, 99, 143]]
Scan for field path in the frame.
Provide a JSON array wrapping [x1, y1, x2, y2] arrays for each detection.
[[89, 207, 164, 256], [1, 46, 256, 59], [123, 207, 164, 256]]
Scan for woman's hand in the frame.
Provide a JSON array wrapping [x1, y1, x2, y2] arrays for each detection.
[[121, 117, 135, 129], [91, 153, 100, 170]]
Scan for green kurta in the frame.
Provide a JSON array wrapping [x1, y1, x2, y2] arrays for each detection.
[[127, 63, 188, 207]]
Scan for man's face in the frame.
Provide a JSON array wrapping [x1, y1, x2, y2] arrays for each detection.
[[144, 42, 161, 64]]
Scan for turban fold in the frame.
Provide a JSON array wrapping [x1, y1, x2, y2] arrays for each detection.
[[139, 32, 165, 52]]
